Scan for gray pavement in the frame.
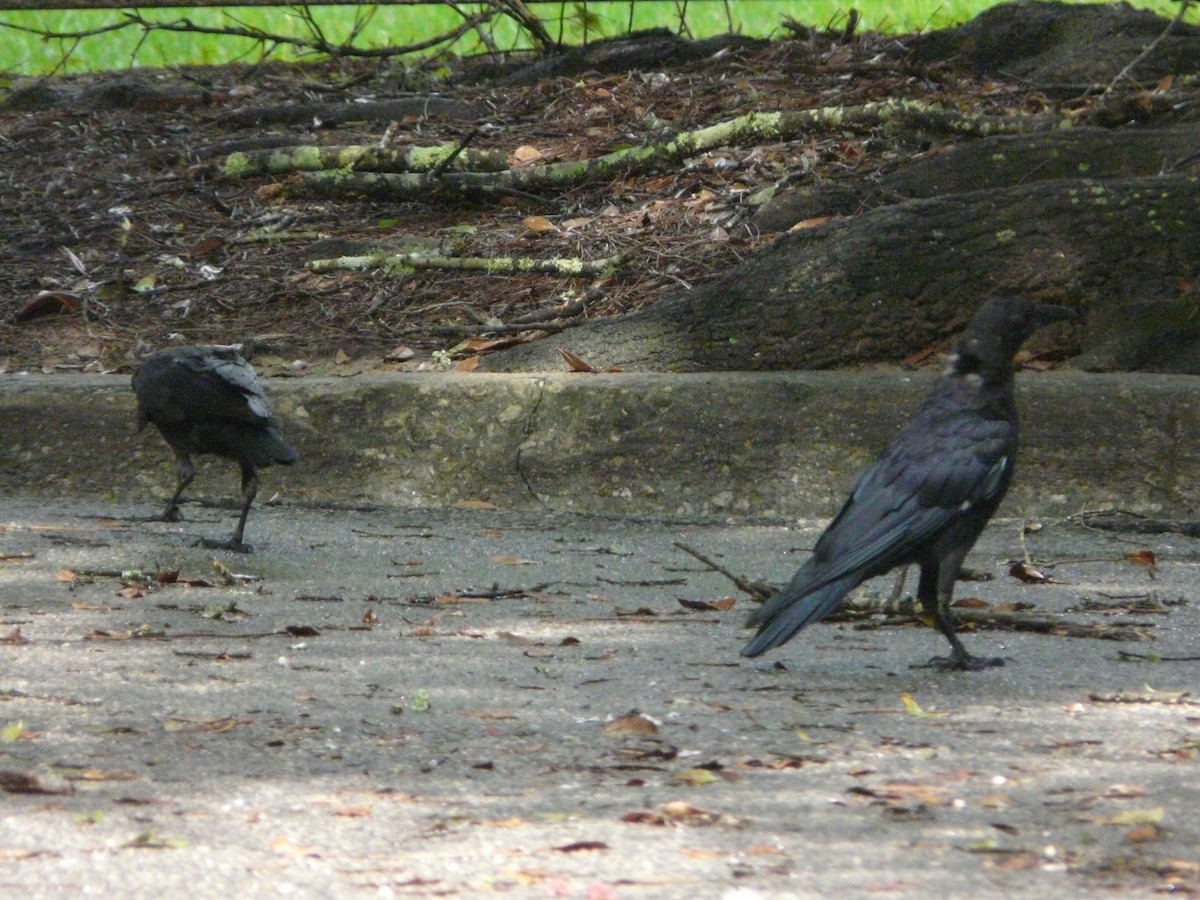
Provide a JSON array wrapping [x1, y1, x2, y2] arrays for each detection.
[[2, 496, 1199, 898]]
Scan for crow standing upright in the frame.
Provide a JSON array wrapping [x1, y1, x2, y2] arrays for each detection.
[[742, 297, 1077, 670], [133, 346, 298, 553]]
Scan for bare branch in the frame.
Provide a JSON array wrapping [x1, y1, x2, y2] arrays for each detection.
[[1105, 0, 1194, 93]]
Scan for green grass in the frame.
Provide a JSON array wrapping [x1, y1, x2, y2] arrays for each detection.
[[0, 0, 1184, 76]]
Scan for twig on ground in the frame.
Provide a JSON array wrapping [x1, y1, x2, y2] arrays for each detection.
[[673, 542, 773, 602], [1105, 0, 1194, 93], [430, 129, 482, 179]]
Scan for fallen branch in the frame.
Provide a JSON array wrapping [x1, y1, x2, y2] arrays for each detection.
[[1066, 508, 1200, 539], [510, 286, 605, 325], [308, 251, 625, 278], [223, 143, 507, 178], [947, 608, 1156, 641], [286, 99, 1064, 202], [1089, 688, 1195, 703], [1117, 650, 1200, 663]]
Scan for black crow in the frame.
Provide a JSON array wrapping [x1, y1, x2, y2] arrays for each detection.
[[742, 297, 1077, 670], [133, 346, 297, 553]]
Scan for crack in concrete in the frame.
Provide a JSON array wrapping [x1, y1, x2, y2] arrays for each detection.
[[514, 377, 546, 505]]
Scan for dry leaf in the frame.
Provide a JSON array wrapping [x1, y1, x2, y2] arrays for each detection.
[[522, 215, 557, 234], [1124, 550, 1157, 568], [432, 593, 487, 606], [788, 215, 837, 231], [677, 597, 736, 612], [673, 768, 717, 787], [900, 693, 947, 719], [901, 345, 938, 368], [1126, 824, 1162, 843], [453, 355, 481, 373], [0, 771, 73, 795], [487, 817, 525, 828], [661, 801, 716, 824], [621, 810, 666, 825], [558, 349, 598, 372], [384, 344, 415, 362], [70, 769, 138, 782], [163, 716, 240, 734], [1100, 807, 1164, 826], [1104, 784, 1145, 799], [459, 337, 528, 354], [1009, 562, 1049, 583], [603, 713, 658, 737], [13, 291, 80, 323], [190, 236, 225, 258], [489, 555, 538, 566], [452, 499, 497, 510], [952, 597, 990, 609], [510, 145, 543, 165], [496, 631, 534, 645]]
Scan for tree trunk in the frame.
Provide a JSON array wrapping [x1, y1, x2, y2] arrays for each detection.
[[752, 125, 1200, 232], [484, 172, 1200, 372]]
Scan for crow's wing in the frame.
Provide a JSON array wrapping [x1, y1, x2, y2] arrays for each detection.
[[136, 348, 271, 427], [743, 402, 1015, 656], [812, 408, 1015, 583]]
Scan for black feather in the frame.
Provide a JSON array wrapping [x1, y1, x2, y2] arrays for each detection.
[[133, 346, 297, 553], [742, 297, 1077, 670]]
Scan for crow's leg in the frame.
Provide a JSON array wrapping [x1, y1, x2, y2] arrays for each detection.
[[913, 557, 1004, 672], [199, 464, 257, 554], [160, 454, 195, 522], [231, 466, 258, 548]]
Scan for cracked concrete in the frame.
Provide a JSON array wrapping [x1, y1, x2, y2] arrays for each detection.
[[2, 370, 1199, 518]]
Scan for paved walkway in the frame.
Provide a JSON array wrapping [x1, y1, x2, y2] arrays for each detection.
[[1, 498, 1197, 897]]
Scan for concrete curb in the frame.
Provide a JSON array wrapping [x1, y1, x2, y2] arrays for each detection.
[[2, 371, 1196, 517]]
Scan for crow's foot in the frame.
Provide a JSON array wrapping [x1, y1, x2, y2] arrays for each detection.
[[914, 654, 1005, 672], [197, 537, 253, 554]]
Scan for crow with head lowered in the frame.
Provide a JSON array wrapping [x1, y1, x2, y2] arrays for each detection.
[[133, 346, 298, 553], [742, 297, 1077, 671]]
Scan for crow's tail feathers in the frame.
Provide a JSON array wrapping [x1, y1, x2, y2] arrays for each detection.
[[247, 426, 298, 467], [740, 572, 859, 658]]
